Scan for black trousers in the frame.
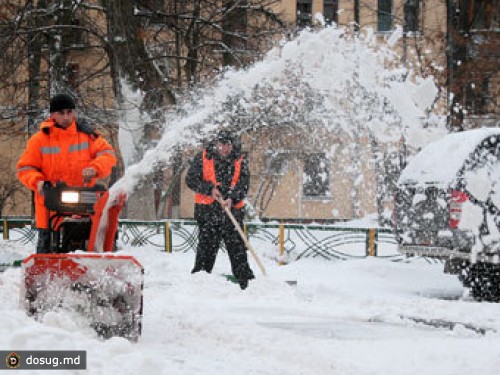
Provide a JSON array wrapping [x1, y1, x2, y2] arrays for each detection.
[[193, 204, 254, 281], [36, 229, 52, 253]]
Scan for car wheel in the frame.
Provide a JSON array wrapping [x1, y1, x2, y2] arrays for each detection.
[[468, 262, 500, 302]]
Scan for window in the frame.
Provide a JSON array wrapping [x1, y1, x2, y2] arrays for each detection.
[[303, 153, 330, 198], [323, 0, 338, 25], [67, 18, 88, 47], [404, 0, 420, 33], [469, 0, 498, 30], [465, 77, 492, 115], [66, 63, 79, 91], [135, 0, 167, 27], [378, 0, 393, 32], [297, 0, 312, 27], [135, 0, 165, 12]]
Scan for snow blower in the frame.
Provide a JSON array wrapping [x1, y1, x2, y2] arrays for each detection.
[[21, 182, 143, 341]]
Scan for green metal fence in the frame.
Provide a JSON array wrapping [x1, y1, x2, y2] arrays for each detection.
[[1, 217, 400, 261]]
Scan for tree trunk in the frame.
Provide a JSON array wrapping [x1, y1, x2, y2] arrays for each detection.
[[26, 0, 44, 134]]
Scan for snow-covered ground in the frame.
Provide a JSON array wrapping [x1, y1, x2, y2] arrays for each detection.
[[1, 22, 496, 375], [2, 240, 500, 375]]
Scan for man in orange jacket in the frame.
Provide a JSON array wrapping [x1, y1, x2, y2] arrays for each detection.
[[17, 93, 117, 253]]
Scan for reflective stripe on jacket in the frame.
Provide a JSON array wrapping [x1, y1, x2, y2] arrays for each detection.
[[194, 149, 244, 209], [16, 118, 116, 229]]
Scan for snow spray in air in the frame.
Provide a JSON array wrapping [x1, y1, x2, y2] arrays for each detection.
[[95, 25, 445, 248]]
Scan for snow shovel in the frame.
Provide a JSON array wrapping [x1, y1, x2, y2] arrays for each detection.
[[0, 259, 23, 272], [219, 200, 266, 276]]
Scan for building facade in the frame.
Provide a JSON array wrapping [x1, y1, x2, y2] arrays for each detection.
[[1, 1, 497, 223]]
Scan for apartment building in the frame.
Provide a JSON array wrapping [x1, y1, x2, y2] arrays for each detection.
[[0, 1, 497, 223]]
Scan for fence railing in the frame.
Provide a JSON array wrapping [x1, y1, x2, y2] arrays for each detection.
[[1, 217, 401, 261]]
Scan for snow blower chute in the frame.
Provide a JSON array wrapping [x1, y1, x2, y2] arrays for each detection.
[[22, 182, 143, 341]]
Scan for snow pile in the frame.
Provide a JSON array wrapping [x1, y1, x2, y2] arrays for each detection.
[[399, 128, 500, 185]]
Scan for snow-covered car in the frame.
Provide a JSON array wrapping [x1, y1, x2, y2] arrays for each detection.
[[394, 127, 500, 301]]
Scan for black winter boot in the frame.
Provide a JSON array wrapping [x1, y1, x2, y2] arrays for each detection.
[[238, 278, 249, 290], [191, 266, 203, 274]]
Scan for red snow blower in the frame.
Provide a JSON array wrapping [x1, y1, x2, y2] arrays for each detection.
[[22, 182, 143, 341]]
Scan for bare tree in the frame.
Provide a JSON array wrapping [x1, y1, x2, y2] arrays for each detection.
[[0, 158, 28, 218], [0, 0, 285, 131], [0, 1, 286, 218], [134, 0, 284, 86], [395, 0, 498, 129], [447, 0, 499, 129]]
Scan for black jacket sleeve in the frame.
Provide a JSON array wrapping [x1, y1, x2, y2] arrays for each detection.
[[185, 152, 215, 196], [227, 156, 250, 203], [185, 150, 250, 204]]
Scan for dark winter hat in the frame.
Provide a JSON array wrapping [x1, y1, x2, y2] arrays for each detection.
[[215, 130, 237, 145], [49, 93, 76, 113]]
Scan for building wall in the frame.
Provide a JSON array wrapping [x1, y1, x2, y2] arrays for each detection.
[[178, 129, 399, 221], [2, 1, 496, 222], [0, 134, 32, 217]]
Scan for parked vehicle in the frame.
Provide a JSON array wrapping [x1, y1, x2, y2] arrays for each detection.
[[394, 128, 500, 301]]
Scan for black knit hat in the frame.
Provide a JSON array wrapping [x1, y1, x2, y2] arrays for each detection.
[[49, 93, 76, 113], [215, 130, 237, 145]]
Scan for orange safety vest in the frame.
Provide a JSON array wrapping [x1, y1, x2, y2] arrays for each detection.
[[194, 149, 245, 209]]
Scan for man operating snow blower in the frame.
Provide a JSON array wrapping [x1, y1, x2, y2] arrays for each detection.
[[17, 93, 116, 253], [15, 93, 143, 341]]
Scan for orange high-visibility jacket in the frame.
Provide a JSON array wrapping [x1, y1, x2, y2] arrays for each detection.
[[194, 149, 244, 209], [17, 118, 116, 229]]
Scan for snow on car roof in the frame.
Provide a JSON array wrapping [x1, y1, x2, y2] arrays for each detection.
[[399, 127, 500, 186]]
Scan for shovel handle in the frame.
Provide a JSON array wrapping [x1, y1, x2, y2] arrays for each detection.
[[220, 202, 266, 276]]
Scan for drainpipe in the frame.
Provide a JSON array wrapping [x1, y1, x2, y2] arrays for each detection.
[[354, 0, 360, 32], [402, 2, 407, 67], [446, 0, 454, 129]]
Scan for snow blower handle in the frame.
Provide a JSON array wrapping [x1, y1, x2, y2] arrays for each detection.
[[218, 199, 267, 276], [82, 167, 97, 186]]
